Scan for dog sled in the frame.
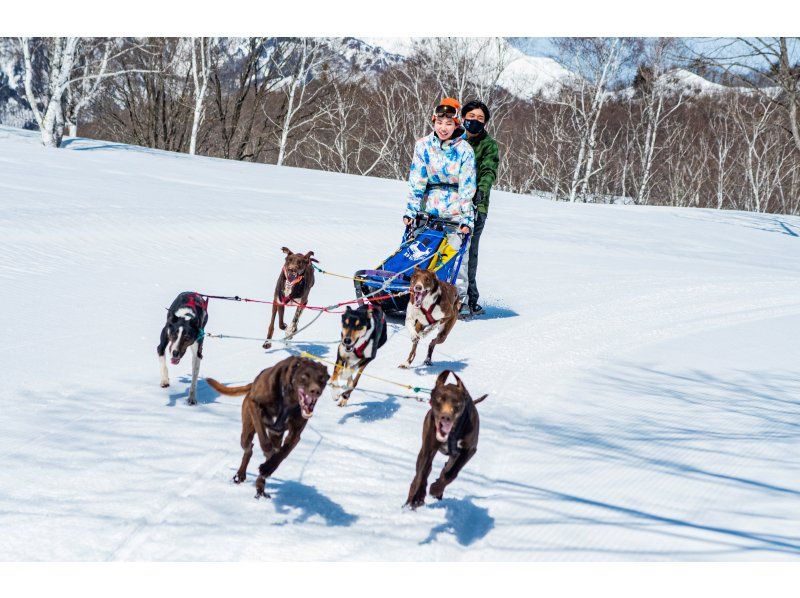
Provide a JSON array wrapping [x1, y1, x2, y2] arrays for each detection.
[[354, 212, 470, 314]]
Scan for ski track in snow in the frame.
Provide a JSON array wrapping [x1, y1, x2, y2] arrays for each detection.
[[1, 125, 799, 561]]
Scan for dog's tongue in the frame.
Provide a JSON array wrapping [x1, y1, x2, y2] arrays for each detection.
[[170, 357, 180, 365], [414, 290, 426, 306], [438, 419, 453, 437], [299, 389, 315, 417]]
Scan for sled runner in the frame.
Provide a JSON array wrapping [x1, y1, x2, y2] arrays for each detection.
[[354, 213, 470, 314]]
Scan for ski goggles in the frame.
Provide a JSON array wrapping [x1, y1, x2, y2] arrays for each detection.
[[433, 104, 459, 119]]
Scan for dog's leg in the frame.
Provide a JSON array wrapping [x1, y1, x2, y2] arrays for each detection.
[[286, 304, 305, 338], [340, 361, 368, 407], [429, 447, 477, 500], [424, 317, 456, 366], [158, 327, 170, 387], [330, 357, 346, 405], [256, 421, 306, 499], [405, 412, 438, 509], [245, 400, 274, 465], [423, 337, 438, 367], [255, 432, 282, 499], [277, 303, 287, 331], [399, 321, 424, 368], [234, 409, 256, 484], [264, 302, 279, 349], [187, 342, 200, 405]]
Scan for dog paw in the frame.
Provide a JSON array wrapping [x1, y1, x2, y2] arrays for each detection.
[[160, 381, 170, 388], [337, 398, 348, 407], [187, 396, 197, 406], [404, 497, 425, 510], [423, 358, 433, 366], [279, 323, 287, 331], [254, 490, 271, 500], [398, 362, 410, 369], [429, 481, 445, 500], [262, 340, 272, 350], [232, 473, 245, 484]]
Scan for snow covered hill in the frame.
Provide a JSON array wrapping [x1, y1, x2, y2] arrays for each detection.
[[358, 37, 575, 99], [1, 125, 799, 561]]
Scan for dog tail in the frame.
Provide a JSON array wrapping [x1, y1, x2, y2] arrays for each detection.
[[206, 378, 252, 396], [473, 394, 488, 405]]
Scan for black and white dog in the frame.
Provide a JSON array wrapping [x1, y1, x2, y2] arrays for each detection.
[[330, 304, 388, 407], [157, 291, 209, 405]]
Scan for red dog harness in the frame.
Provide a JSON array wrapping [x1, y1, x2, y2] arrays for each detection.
[[419, 295, 441, 326]]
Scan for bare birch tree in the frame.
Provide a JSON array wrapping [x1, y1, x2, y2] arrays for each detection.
[[268, 38, 336, 166], [550, 37, 638, 202], [188, 37, 218, 155], [19, 37, 79, 147]]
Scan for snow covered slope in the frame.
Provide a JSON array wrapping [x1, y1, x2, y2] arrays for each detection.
[[1, 125, 799, 561]]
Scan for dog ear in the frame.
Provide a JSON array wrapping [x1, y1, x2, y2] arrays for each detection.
[[435, 370, 452, 388], [451, 372, 465, 391], [304, 250, 318, 263], [345, 306, 353, 313], [281, 246, 293, 255]]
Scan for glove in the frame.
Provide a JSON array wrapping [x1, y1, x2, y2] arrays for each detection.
[[472, 190, 483, 207]]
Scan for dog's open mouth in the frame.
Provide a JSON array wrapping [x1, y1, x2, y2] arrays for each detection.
[[413, 289, 428, 307], [435, 417, 454, 442], [170, 357, 181, 365], [298, 388, 317, 419]]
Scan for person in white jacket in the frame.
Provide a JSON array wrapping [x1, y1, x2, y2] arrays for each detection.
[[402, 97, 477, 307]]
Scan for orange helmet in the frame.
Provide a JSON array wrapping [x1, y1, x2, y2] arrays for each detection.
[[432, 97, 461, 125]]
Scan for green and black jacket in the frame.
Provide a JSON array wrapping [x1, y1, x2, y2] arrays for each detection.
[[465, 130, 499, 214]]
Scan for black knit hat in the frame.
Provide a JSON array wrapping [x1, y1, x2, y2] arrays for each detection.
[[461, 100, 491, 123]]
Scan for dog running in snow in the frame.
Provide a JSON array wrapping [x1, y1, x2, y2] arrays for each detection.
[[263, 247, 318, 349], [405, 370, 487, 509], [157, 291, 209, 405], [399, 266, 461, 368], [206, 356, 329, 499], [330, 304, 388, 407]]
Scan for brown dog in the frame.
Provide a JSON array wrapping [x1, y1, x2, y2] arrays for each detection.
[[399, 267, 460, 368], [405, 370, 487, 509], [263, 247, 318, 349], [206, 356, 329, 499]]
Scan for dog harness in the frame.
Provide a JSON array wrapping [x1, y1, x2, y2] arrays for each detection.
[[266, 402, 300, 435], [185, 293, 208, 312], [280, 266, 307, 305], [353, 307, 385, 360], [419, 295, 442, 326]]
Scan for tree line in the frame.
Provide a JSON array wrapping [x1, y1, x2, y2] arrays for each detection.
[[11, 36, 800, 215]]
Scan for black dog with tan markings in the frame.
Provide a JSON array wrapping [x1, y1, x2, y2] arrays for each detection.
[[330, 304, 388, 407]]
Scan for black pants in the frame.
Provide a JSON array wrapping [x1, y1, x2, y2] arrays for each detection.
[[467, 210, 487, 306]]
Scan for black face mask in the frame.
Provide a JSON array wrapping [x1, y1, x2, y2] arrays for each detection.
[[463, 119, 485, 135]]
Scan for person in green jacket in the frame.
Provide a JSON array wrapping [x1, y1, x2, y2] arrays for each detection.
[[460, 100, 499, 318]]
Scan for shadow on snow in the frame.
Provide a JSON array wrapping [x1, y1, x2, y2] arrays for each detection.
[[420, 496, 495, 547]]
